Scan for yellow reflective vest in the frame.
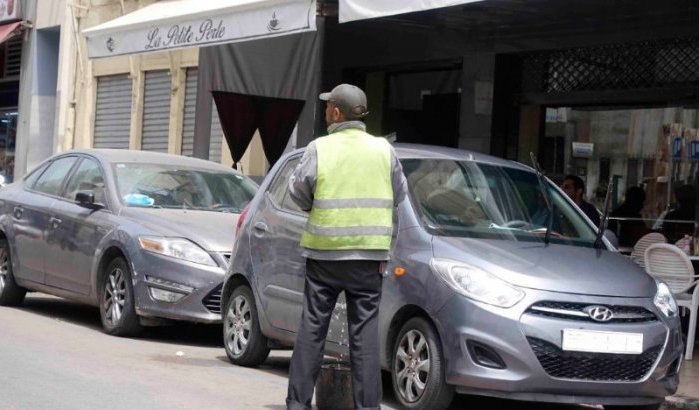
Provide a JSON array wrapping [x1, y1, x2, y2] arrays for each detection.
[[300, 128, 394, 251]]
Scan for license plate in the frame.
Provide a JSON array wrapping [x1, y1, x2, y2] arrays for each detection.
[[562, 329, 643, 354]]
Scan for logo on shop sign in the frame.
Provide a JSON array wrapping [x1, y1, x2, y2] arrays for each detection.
[[106, 37, 115, 53], [584, 305, 614, 322], [267, 12, 281, 31]]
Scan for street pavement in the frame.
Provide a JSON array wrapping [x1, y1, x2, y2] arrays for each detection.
[[0, 294, 675, 410]]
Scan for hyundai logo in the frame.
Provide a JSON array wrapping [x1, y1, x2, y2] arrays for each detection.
[[584, 305, 614, 322]]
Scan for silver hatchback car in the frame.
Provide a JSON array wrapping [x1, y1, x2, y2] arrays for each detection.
[[222, 144, 682, 410]]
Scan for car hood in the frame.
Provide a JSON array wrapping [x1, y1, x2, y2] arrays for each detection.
[[432, 237, 657, 297], [120, 208, 239, 252]]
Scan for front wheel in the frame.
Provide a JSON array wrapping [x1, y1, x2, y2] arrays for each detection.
[[392, 317, 454, 410], [0, 238, 26, 306], [99, 257, 142, 336], [223, 285, 270, 367]]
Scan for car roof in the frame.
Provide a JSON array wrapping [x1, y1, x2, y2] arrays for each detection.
[[64, 149, 234, 172], [285, 142, 533, 172], [393, 144, 530, 171]]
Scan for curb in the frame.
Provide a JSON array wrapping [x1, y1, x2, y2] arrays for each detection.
[[666, 396, 699, 410]]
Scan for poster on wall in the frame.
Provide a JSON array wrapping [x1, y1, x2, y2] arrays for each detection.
[[0, 0, 21, 23]]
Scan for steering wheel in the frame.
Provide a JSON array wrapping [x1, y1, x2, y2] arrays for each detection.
[[503, 219, 530, 229]]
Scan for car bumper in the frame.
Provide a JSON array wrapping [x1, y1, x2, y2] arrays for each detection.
[[435, 290, 683, 405], [130, 251, 227, 324]]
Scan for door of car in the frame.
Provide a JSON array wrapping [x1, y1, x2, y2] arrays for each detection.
[[44, 157, 112, 295], [249, 156, 308, 332], [11, 156, 79, 284], [249, 156, 349, 344]]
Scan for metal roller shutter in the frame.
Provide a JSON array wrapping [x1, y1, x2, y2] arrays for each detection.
[[94, 74, 132, 149], [141, 70, 171, 152], [209, 100, 224, 163], [181, 68, 198, 157]]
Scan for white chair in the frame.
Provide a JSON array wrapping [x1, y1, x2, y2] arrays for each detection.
[[630, 232, 667, 269], [644, 243, 699, 360]]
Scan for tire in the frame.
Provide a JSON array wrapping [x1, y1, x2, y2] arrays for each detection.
[[391, 317, 454, 410], [0, 238, 26, 306], [99, 257, 142, 336], [223, 285, 270, 367], [605, 404, 663, 410]]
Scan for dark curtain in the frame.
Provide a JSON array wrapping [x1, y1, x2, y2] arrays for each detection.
[[257, 97, 305, 166], [194, 21, 323, 159], [212, 92, 305, 168], [212, 92, 257, 164]]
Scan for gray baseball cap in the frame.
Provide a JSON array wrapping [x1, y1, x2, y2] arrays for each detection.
[[319, 84, 369, 119]]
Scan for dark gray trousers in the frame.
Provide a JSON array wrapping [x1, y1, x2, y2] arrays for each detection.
[[286, 258, 383, 410]]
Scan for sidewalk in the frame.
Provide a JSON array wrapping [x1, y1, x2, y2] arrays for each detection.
[[667, 346, 699, 410]]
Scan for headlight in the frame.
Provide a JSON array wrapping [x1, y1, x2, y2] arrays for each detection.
[[654, 280, 678, 317], [139, 236, 217, 267], [430, 258, 525, 308]]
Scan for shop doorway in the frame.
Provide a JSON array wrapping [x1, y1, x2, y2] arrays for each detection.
[[0, 109, 16, 182], [347, 60, 462, 147]]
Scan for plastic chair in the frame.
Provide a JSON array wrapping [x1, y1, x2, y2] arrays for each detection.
[[644, 243, 699, 360], [630, 232, 667, 269]]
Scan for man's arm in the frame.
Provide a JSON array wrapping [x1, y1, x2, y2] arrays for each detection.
[[288, 142, 317, 212]]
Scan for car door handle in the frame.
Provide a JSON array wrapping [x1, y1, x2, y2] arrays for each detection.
[[13, 206, 22, 219], [254, 222, 268, 232], [49, 217, 62, 229]]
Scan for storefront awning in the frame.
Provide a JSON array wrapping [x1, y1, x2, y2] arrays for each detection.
[[0, 21, 22, 45], [83, 0, 317, 59], [339, 0, 485, 23]]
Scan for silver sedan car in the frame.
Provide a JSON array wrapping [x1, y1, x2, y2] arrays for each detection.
[[222, 144, 682, 410], [0, 149, 256, 336]]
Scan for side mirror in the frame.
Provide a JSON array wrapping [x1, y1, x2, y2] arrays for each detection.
[[75, 191, 102, 209]]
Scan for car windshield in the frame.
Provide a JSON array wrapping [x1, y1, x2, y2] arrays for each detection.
[[402, 158, 598, 247], [113, 162, 256, 213]]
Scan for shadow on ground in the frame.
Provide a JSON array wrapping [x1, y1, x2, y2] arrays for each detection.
[[16, 293, 223, 347]]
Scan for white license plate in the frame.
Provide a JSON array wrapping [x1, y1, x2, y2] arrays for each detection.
[[562, 329, 643, 354]]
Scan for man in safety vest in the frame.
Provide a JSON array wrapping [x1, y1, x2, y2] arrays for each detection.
[[286, 84, 407, 410]]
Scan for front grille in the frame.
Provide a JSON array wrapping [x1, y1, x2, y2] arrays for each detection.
[[528, 337, 661, 381], [526, 301, 657, 323], [202, 284, 223, 314]]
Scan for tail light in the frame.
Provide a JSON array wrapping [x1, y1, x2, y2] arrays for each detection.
[[236, 203, 251, 236]]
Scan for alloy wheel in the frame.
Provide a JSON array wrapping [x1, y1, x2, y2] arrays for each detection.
[[225, 295, 252, 356], [103, 267, 126, 326], [394, 329, 431, 403]]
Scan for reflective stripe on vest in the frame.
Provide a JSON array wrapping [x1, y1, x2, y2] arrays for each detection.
[[300, 129, 394, 251]]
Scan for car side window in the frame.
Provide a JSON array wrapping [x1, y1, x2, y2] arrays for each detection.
[[63, 158, 106, 205], [32, 156, 79, 197], [268, 157, 304, 213]]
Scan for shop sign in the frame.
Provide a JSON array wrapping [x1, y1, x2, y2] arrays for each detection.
[[545, 107, 568, 123], [0, 0, 20, 23], [672, 137, 683, 159], [572, 142, 594, 158], [690, 141, 699, 160], [85, 0, 316, 59]]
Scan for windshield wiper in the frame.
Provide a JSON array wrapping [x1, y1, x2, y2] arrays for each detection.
[[593, 179, 613, 249], [529, 153, 553, 245]]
